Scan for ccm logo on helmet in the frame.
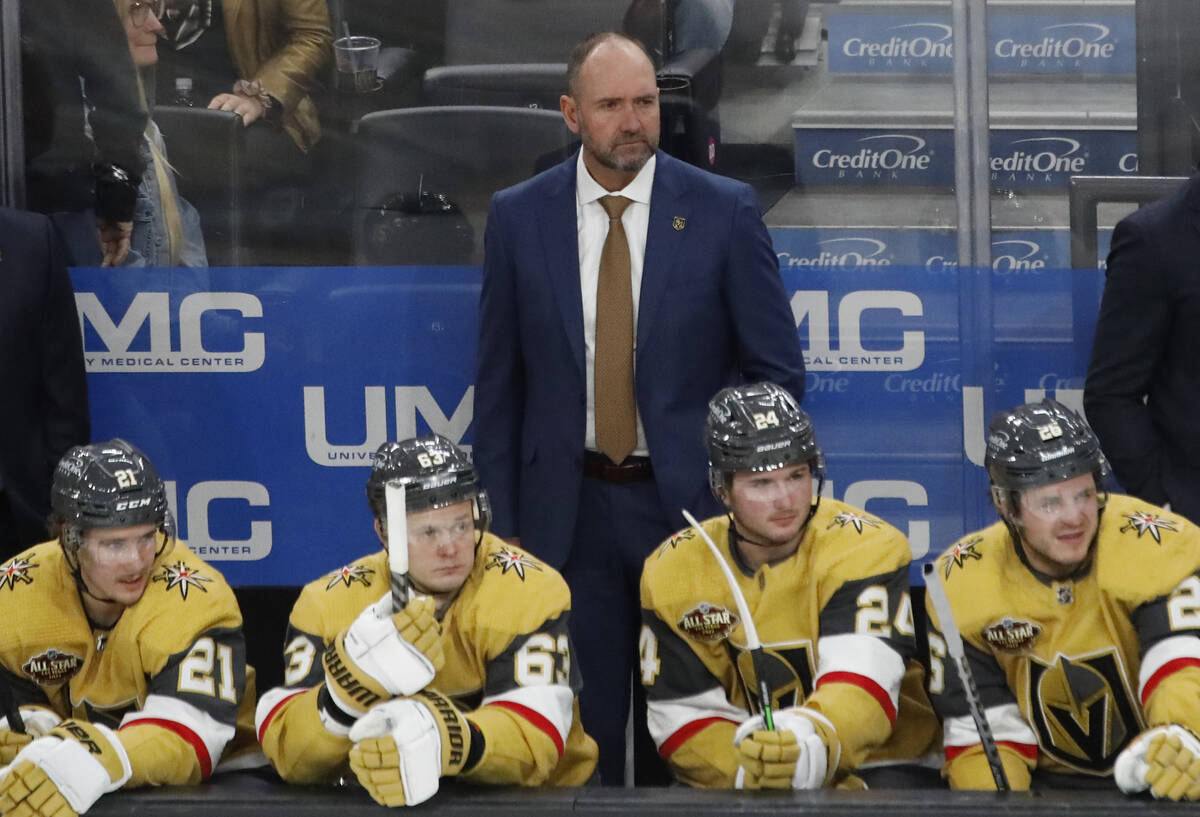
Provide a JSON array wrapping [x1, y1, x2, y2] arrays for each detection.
[[115, 497, 153, 512]]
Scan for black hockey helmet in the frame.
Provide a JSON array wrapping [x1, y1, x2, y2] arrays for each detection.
[[50, 438, 174, 558], [704, 382, 823, 500], [366, 434, 490, 531], [984, 399, 1110, 515]]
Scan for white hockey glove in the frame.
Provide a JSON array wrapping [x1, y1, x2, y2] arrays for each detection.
[[348, 690, 474, 807], [0, 719, 131, 817], [322, 593, 443, 720], [733, 707, 839, 790], [1115, 724, 1200, 801], [0, 708, 62, 765]]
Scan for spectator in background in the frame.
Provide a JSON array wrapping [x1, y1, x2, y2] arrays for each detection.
[[1084, 175, 1200, 524], [155, 0, 331, 167], [115, 0, 208, 267], [20, 0, 146, 266], [0, 207, 89, 561]]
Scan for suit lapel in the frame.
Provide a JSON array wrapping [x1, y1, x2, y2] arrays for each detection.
[[638, 153, 691, 355], [537, 159, 586, 378]]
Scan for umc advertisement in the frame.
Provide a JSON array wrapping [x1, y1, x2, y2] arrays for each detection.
[[72, 257, 1102, 586]]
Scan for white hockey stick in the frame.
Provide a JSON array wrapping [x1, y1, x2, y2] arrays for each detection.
[[681, 509, 775, 730], [923, 561, 1009, 791], [385, 481, 410, 611]]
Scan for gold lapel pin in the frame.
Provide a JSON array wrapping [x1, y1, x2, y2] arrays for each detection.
[[672, 217, 686, 231]]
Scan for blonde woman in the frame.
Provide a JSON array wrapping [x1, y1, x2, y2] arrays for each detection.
[[116, 0, 207, 266]]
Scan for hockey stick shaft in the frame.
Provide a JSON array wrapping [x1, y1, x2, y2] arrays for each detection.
[[681, 509, 774, 730], [385, 481, 410, 611], [923, 562, 1009, 791]]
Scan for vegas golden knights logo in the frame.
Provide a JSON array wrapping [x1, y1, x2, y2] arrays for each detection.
[[1027, 649, 1141, 774], [728, 641, 814, 713]]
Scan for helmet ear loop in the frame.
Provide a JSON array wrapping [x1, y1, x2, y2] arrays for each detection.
[[473, 490, 492, 551]]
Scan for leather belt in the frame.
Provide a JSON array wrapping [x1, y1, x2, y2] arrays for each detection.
[[582, 450, 654, 483]]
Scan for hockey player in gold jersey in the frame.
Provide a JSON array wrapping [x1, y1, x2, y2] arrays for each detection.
[[640, 382, 938, 789], [927, 399, 1200, 799], [0, 440, 253, 817], [256, 434, 597, 805]]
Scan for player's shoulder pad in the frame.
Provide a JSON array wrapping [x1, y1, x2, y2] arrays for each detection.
[[927, 521, 1010, 631], [474, 533, 569, 609], [0, 541, 70, 603], [1097, 494, 1200, 602], [291, 550, 388, 638], [808, 498, 911, 579], [134, 542, 242, 646]]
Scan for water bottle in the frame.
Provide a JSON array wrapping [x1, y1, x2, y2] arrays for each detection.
[[173, 77, 195, 107]]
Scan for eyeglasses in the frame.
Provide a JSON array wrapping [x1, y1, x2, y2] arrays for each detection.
[[129, 0, 164, 25]]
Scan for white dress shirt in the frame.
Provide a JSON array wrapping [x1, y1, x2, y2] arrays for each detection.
[[575, 150, 656, 457]]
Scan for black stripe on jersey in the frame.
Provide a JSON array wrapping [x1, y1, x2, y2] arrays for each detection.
[[281, 623, 326, 689], [482, 612, 581, 697], [819, 566, 916, 662], [152, 626, 246, 727], [1132, 569, 1200, 656], [0, 661, 54, 710], [640, 608, 724, 702], [926, 624, 1015, 720], [317, 685, 357, 729]]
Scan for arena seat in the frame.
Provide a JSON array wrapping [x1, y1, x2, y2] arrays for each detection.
[[351, 106, 573, 266]]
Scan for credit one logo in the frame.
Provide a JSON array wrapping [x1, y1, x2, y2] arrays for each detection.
[[993, 23, 1116, 61], [841, 23, 953, 60], [778, 237, 892, 271], [304, 386, 473, 465], [793, 291, 925, 372], [926, 237, 1053, 272], [990, 137, 1085, 176], [76, 292, 265, 372], [164, 480, 271, 560], [812, 134, 933, 174]]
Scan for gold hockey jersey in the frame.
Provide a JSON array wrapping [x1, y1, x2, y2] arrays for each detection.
[[640, 500, 938, 788], [0, 540, 251, 785], [927, 494, 1200, 789], [257, 533, 598, 786]]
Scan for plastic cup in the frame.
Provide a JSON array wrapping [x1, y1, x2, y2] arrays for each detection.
[[333, 35, 381, 93]]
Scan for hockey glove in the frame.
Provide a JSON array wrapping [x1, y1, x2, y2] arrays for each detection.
[[1115, 724, 1200, 801], [323, 593, 443, 720], [0, 720, 131, 816], [348, 690, 474, 807], [733, 707, 839, 790], [0, 708, 62, 765]]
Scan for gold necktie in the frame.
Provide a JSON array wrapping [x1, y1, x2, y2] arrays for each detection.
[[594, 196, 636, 464]]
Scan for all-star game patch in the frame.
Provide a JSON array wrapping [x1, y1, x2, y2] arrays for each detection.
[[679, 602, 739, 642], [22, 648, 84, 685], [153, 561, 212, 600], [326, 564, 375, 590], [486, 546, 543, 580], [0, 555, 37, 591], [982, 617, 1043, 653]]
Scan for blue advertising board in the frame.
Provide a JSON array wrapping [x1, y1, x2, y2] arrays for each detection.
[[73, 255, 1105, 587], [827, 4, 1135, 75], [794, 127, 1137, 188]]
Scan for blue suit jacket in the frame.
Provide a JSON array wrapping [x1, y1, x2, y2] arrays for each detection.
[[0, 207, 89, 548], [474, 150, 806, 568]]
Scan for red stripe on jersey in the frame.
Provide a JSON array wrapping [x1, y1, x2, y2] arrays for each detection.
[[816, 671, 896, 723], [120, 717, 214, 778], [1141, 657, 1200, 706], [944, 740, 1037, 761], [658, 716, 738, 759], [257, 689, 307, 744], [487, 700, 565, 758]]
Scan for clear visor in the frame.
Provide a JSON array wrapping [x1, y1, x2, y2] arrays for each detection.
[[80, 527, 165, 566], [1017, 480, 1102, 524]]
